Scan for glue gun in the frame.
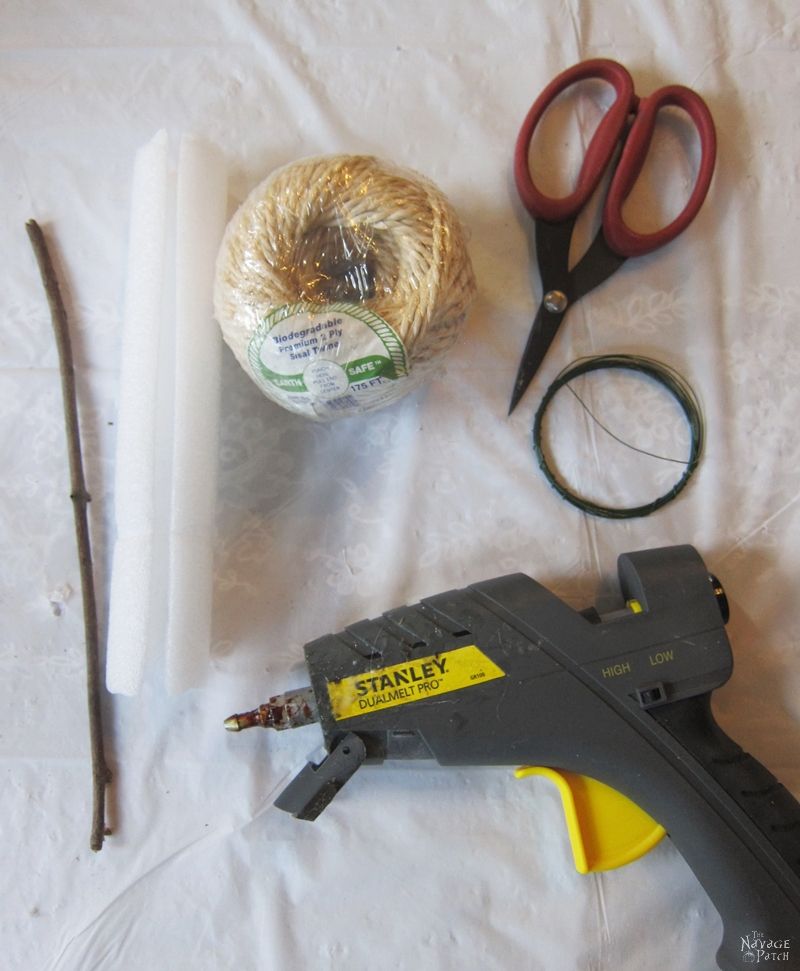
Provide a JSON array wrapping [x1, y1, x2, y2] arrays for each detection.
[[225, 546, 800, 970]]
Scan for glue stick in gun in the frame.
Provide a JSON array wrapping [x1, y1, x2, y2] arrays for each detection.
[[225, 546, 800, 970]]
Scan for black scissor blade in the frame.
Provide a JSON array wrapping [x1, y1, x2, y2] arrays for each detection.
[[508, 303, 566, 415], [508, 217, 574, 416], [534, 217, 575, 290], [569, 232, 627, 302]]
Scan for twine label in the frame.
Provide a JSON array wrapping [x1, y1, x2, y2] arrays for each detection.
[[248, 301, 410, 418]]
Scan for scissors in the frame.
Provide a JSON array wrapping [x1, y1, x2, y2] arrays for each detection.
[[509, 58, 716, 415]]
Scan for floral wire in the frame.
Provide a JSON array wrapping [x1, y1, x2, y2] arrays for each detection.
[[532, 354, 705, 519], [563, 384, 688, 464]]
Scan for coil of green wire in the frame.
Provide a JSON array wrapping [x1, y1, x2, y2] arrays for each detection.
[[531, 354, 705, 519]]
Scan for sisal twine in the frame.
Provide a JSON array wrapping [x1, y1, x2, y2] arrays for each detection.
[[214, 154, 476, 406]]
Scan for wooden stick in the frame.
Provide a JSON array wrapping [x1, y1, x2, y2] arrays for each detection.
[[26, 219, 112, 852]]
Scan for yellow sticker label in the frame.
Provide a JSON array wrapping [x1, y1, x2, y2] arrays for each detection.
[[327, 645, 506, 720]]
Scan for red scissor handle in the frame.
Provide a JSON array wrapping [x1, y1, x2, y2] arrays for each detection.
[[603, 85, 717, 257], [514, 58, 636, 223]]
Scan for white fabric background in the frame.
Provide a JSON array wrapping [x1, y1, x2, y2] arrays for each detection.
[[3, 2, 800, 969]]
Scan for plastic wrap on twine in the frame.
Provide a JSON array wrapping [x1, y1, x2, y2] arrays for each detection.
[[214, 154, 476, 420]]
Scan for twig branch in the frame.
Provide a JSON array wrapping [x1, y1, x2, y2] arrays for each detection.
[[26, 219, 112, 852]]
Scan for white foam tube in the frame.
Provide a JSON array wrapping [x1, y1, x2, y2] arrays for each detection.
[[165, 136, 228, 694], [106, 130, 170, 695]]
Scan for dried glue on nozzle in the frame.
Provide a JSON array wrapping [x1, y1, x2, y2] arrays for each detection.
[[224, 687, 318, 732]]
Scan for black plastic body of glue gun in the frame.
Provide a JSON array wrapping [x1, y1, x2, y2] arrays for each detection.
[[225, 545, 800, 970]]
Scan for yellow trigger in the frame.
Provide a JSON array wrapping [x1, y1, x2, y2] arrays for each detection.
[[515, 767, 666, 874]]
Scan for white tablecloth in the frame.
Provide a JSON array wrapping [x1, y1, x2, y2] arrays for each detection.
[[3, 3, 800, 969]]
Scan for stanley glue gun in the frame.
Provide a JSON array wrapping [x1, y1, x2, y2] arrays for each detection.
[[225, 546, 800, 969]]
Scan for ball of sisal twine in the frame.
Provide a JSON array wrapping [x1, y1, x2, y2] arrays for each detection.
[[214, 154, 476, 419]]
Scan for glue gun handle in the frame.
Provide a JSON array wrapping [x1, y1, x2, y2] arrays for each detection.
[[650, 694, 800, 969]]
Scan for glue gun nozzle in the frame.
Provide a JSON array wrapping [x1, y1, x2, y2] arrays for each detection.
[[223, 714, 250, 732], [223, 708, 270, 732], [224, 687, 318, 733]]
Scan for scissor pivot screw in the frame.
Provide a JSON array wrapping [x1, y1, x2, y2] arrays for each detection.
[[543, 290, 568, 313]]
